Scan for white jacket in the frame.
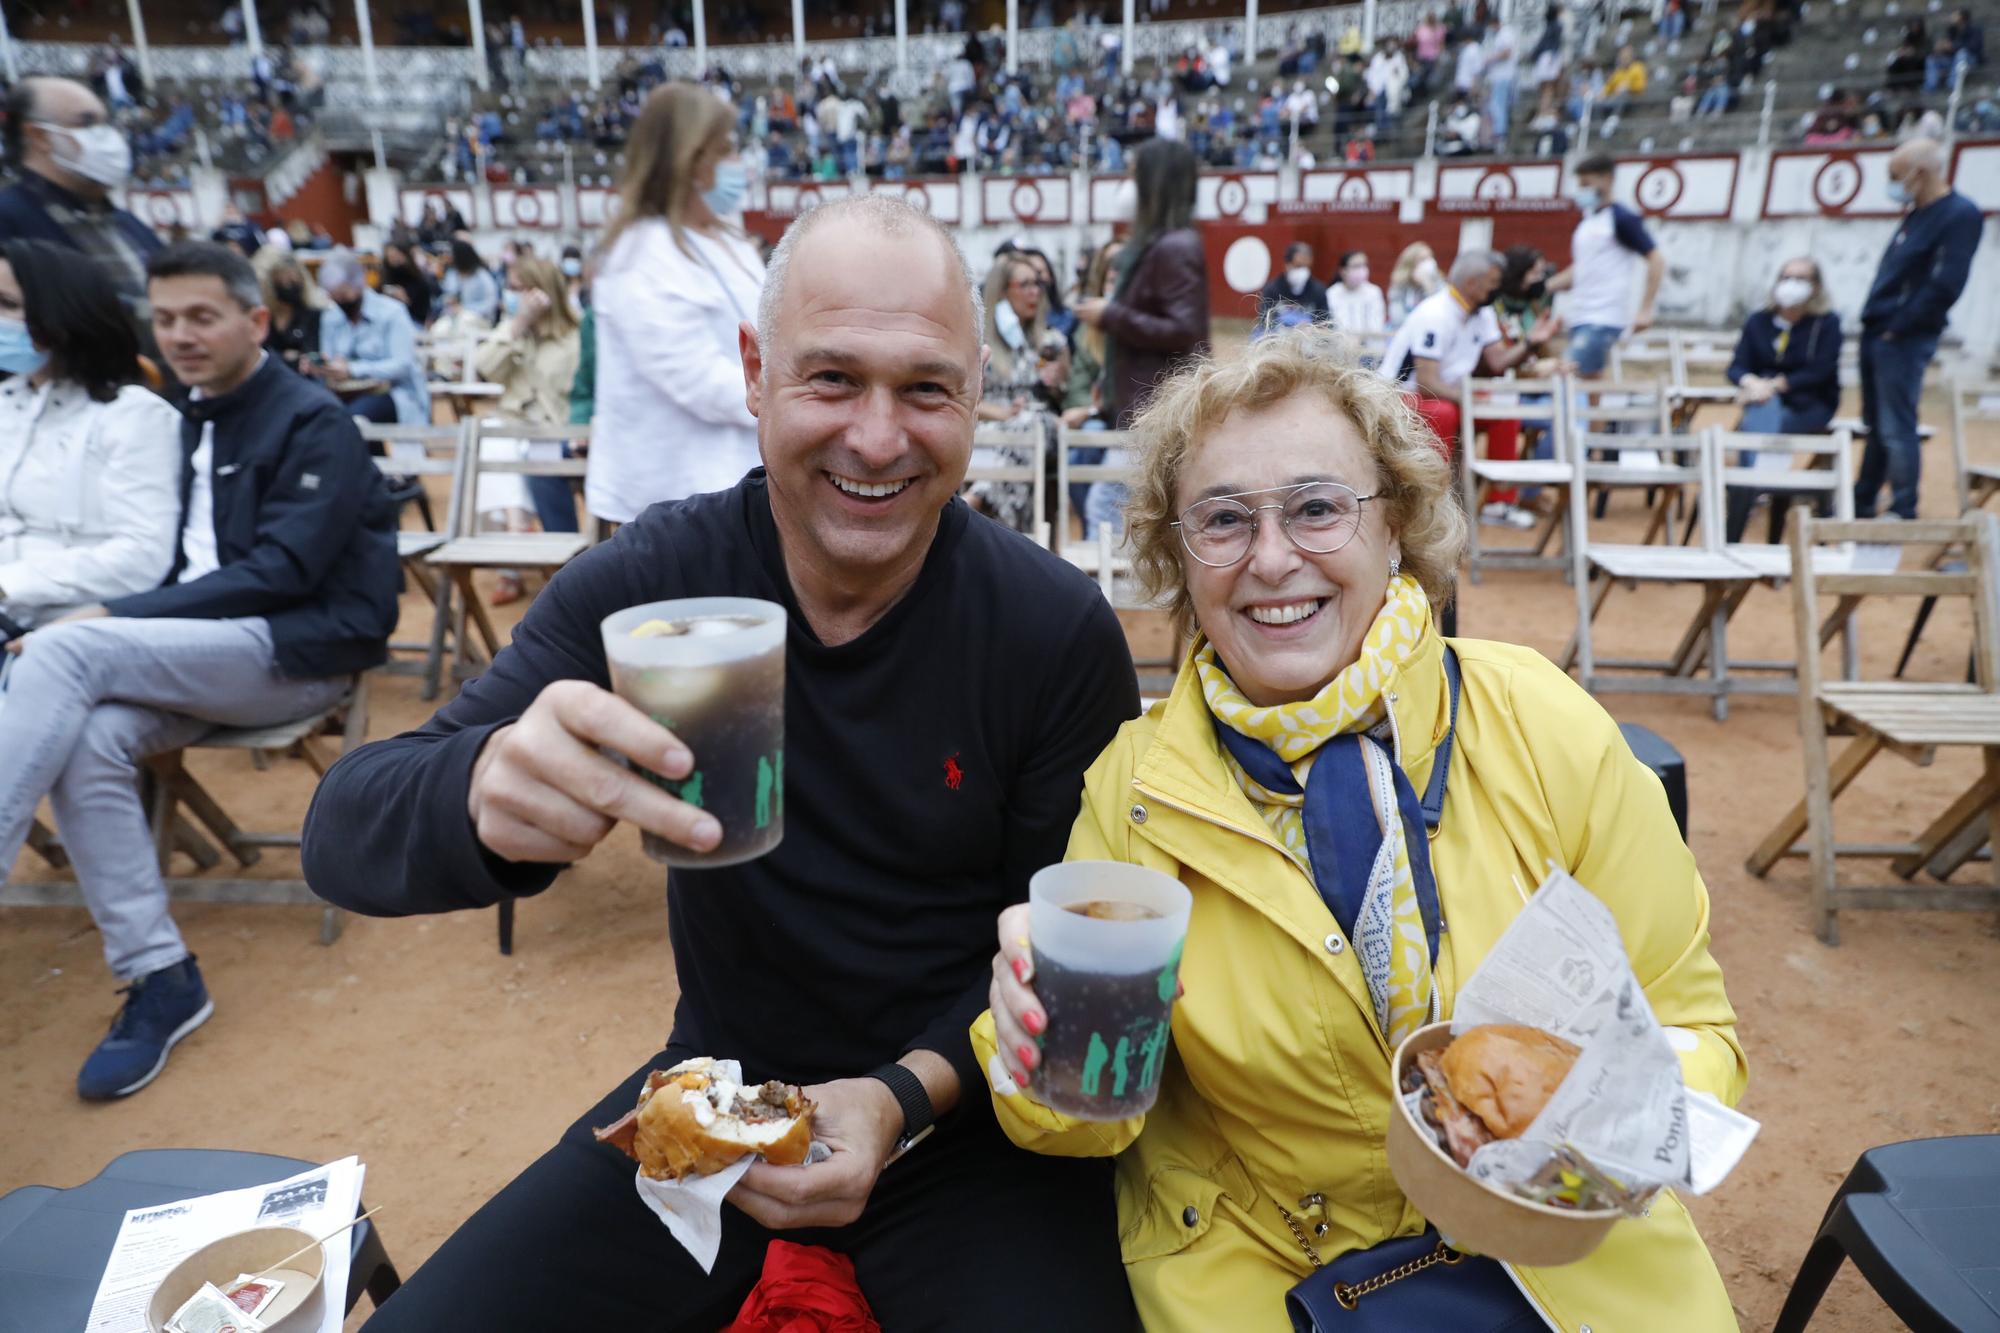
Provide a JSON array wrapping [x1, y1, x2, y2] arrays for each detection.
[[0, 378, 182, 626], [588, 220, 764, 523]]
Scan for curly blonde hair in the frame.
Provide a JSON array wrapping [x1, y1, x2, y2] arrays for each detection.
[[1126, 325, 1468, 642]]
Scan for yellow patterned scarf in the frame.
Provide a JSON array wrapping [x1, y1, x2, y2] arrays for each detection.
[[1195, 574, 1437, 1047]]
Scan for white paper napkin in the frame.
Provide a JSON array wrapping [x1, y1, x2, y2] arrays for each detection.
[[631, 1158, 756, 1274], [629, 1142, 832, 1274]]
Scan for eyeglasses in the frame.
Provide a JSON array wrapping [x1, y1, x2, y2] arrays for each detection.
[[1171, 481, 1379, 568]]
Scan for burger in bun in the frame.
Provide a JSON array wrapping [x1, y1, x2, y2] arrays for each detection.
[[1408, 1024, 1580, 1167], [594, 1057, 815, 1180]]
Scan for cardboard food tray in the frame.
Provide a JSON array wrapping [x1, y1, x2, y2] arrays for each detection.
[[146, 1226, 327, 1332], [1385, 1022, 1623, 1268]]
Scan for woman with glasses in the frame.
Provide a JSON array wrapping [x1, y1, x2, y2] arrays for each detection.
[[969, 327, 1746, 1332]]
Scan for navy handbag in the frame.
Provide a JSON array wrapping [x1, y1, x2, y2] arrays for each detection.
[[1284, 1227, 1547, 1331]]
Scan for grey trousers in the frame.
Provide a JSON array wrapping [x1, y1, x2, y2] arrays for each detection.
[[0, 617, 349, 981]]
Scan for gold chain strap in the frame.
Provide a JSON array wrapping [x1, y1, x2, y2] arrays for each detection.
[[1276, 1201, 1324, 1269], [1277, 1201, 1464, 1314]]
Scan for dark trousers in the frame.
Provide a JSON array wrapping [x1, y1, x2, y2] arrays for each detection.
[[362, 1050, 1136, 1332], [1853, 329, 1939, 519], [348, 392, 399, 425], [526, 472, 580, 533]]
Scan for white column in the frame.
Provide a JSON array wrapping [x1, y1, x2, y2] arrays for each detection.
[[241, 0, 263, 59], [0, 0, 19, 85], [1362, 0, 1378, 52], [1122, 0, 1134, 76], [355, 0, 380, 99], [895, 0, 908, 78], [1244, 0, 1257, 62], [582, 0, 600, 89], [469, 0, 489, 91], [693, 0, 707, 70], [125, 0, 154, 89], [793, 0, 806, 67], [1006, 0, 1018, 74]]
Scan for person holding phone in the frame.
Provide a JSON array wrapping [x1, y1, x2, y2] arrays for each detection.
[[0, 237, 180, 642]]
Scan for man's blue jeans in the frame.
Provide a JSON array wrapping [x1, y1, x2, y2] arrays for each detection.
[[1853, 329, 1939, 519]]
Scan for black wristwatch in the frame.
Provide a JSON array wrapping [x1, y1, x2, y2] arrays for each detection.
[[866, 1062, 936, 1157]]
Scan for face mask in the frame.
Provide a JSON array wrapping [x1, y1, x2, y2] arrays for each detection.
[[1343, 266, 1369, 288], [38, 121, 132, 187], [273, 280, 304, 303], [338, 299, 364, 322], [1886, 177, 1912, 203], [1287, 265, 1312, 290], [1412, 257, 1440, 289], [0, 316, 49, 377], [1773, 277, 1815, 307], [1522, 278, 1549, 302], [561, 257, 583, 278], [992, 295, 1029, 352], [1573, 185, 1603, 212], [702, 158, 749, 217], [502, 289, 522, 316]]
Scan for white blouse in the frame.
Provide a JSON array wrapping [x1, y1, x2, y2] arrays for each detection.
[[588, 220, 765, 524], [0, 378, 183, 625]]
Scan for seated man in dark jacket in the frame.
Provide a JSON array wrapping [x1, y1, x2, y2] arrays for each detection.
[[0, 240, 400, 1100]]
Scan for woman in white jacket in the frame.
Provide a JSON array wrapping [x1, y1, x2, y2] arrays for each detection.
[[0, 240, 180, 637], [588, 82, 765, 526]]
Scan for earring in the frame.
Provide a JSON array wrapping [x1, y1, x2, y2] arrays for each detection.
[[1388, 556, 1402, 578]]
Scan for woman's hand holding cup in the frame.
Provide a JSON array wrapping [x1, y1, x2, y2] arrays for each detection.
[[990, 903, 1045, 1089]]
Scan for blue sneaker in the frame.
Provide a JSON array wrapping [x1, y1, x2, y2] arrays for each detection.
[[77, 956, 213, 1100]]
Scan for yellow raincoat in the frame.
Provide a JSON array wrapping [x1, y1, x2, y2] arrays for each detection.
[[972, 631, 1748, 1332]]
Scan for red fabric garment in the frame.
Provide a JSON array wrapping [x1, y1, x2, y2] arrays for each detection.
[[1477, 418, 1522, 502], [725, 1241, 881, 1333], [1404, 391, 1460, 461]]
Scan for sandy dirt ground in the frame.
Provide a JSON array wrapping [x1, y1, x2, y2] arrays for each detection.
[[8, 383, 2000, 1333]]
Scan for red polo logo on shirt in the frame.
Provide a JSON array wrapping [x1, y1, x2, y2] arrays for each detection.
[[944, 754, 965, 791]]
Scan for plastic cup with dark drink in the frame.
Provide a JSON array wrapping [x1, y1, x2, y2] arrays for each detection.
[[600, 597, 786, 868], [1028, 861, 1192, 1121]]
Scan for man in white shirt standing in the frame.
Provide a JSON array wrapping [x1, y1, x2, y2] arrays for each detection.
[[1545, 152, 1666, 378], [1380, 248, 1555, 464]]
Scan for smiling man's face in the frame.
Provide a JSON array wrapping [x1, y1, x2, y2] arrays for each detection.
[[742, 215, 981, 583]]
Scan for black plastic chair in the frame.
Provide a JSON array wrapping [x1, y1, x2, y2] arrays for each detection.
[[1618, 721, 1689, 843], [0, 1148, 400, 1333], [1773, 1135, 2000, 1332]]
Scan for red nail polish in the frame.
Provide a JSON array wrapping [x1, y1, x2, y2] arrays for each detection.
[[1022, 1010, 1045, 1036], [1017, 1066, 1032, 1086], [1011, 957, 1027, 983], [1017, 1043, 1038, 1070]]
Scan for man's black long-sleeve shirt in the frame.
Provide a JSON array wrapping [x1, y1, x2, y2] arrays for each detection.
[[303, 473, 1138, 1121]]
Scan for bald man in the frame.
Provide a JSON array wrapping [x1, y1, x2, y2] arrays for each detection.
[[0, 77, 158, 332], [1854, 137, 1983, 519], [302, 196, 1140, 1329]]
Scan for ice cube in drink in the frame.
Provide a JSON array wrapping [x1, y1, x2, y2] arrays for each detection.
[[601, 599, 787, 868]]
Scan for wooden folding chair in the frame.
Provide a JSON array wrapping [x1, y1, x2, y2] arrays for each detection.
[[1745, 512, 2000, 943], [1673, 428, 1860, 694], [1569, 378, 1681, 539], [1055, 426, 1138, 598], [1561, 422, 1758, 719], [965, 425, 1049, 548], [1947, 381, 2000, 518], [1458, 376, 1571, 582], [1664, 329, 1740, 430], [363, 420, 472, 700], [426, 420, 594, 683], [3, 680, 373, 946], [1607, 327, 1674, 382]]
